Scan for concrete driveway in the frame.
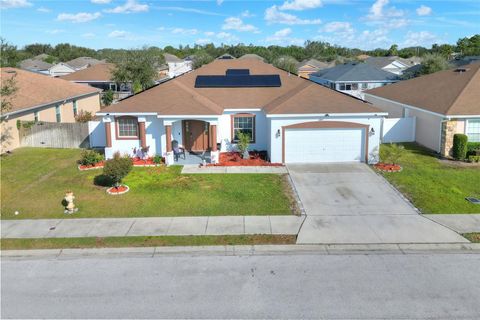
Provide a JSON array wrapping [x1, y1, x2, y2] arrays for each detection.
[[290, 163, 468, 244]]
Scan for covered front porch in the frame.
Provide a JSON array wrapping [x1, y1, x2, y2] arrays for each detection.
[[174, 151, 212, 165]]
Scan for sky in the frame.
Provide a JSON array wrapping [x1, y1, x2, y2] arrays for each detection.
[[1, 0, 479, 50]]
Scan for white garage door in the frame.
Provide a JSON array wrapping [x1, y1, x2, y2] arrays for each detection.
[[285, 128, 365, 163]]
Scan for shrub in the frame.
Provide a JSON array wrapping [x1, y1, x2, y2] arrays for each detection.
[[101, 90, 114, 106], [236, 132, 251, 158], [468, 155, 480, 163], [153, 155, 163, 164], [103, 152, 132, 187], [75, 110, 95, 123], [380, 143, 405, 165], [467, 142, 480, 157], [79, 149, 103, 166], [452, 134, 468, 160]]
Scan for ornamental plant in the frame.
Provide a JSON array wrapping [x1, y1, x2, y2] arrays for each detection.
[[103, 152, 132, 187], [236, 132, 251, 159], [452, 134, 468, 160], [380, 143, 405, 165], [79, 149, 103, 166]]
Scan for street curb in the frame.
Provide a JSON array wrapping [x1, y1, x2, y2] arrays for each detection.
[[2, 243, 480, 259]]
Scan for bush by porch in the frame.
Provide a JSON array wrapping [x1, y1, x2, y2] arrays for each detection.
[[1, 148, 294, 219]]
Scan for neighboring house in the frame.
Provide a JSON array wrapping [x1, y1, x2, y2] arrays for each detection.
[[96, 58, 386, 165], [217, 53, 236, 60], [364, 63, 480, 157], [19, 59, 53, 75], [309, 62, 399, 99], [163, 53, 192, 78], [365, 56, 416, 75], [296, 59, 332, 79], [239, 54, 265, 62], [65, 57, 104, 71], [48, 62, 77, 77], [451, 55, 480, 67], [0, 68, 101, 152], [60, 63, 133, 101]]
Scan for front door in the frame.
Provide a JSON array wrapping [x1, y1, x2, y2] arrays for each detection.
[[183, 120, 209, 152]]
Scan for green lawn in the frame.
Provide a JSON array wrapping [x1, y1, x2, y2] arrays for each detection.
[[379, 143, 480, 214], [1, 235, 296, 250], [1, 148, 294, 219]]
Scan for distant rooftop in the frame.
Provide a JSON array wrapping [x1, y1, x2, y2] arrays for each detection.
[[311, 62, 399, 82]]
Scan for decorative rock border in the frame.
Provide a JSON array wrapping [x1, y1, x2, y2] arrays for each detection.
[[106, 185, 130, 195]]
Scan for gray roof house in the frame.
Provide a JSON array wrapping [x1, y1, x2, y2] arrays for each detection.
[[19, 59, 53, 74], [309, 62, 399, 99], [365, 56, 416, 75], [65, 57, 104, 70]]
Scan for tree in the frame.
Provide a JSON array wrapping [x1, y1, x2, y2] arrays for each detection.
[[23, 43, 53, 56], [388, 44, 398, 56], [103, 152, 132, 187], [419, 53, 449, 75], [192, 51, 214, 69], [1, 72, 18, 117], [111, 47, 164, 91], [273, 55, 298, 74], [1, 38, 21, 67], [101, 90, 114, 106]]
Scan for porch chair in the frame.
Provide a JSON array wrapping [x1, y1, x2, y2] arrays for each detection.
[[172, 140, 186, 161]]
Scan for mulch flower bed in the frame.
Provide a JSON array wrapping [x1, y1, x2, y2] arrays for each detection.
[[374, 162, 402, 172], [78, 157, 162, 171], [106, 185, 130, 195], [208, 152, 283, 167]]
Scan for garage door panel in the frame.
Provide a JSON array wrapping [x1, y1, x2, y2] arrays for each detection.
[[285, 128, 365, 163]]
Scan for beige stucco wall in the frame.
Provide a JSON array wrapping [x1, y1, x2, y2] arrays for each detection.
[[456, 120, 466, 134], [1, 93, 100, 152], [363, 94, 404, 118]]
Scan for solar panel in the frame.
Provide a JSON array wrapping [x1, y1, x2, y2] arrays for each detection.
[[195, 75, 281, 88], [226, 69, 250, 76]]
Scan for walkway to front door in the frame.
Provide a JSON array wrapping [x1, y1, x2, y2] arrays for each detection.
[[183, 120, 210, 152]]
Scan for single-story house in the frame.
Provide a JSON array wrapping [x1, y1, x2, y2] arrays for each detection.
[[96, 58, 386, 165], [1, 68, 101, 152], [239, 54, 266, 62], [19, 59, 53, 75], [364, 63, 480, 157], [296, 59, 332, 79], [60, 63, 133, 101], [309, 62, 399, 99], [48, 62, 77, 77], [365, 56, 417, 75], [65, 57, 104, 71]]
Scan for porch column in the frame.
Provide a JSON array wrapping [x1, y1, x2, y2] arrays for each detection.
[[138, 118, 146, 149], [210, 124, 218, 151], [104, 120, 112, 148], [165, 125, 172, 152]]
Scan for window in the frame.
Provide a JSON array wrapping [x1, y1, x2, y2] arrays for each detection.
[[351, 83, 358, 90], [116, 117, 139, 138], [55, 105, 61, 122], [232, 114, 255, 142], [34, 111, 39, 122], [466, 119, 480, 142], [338, 83, 346, 90], [73, 100, 78, 117], [109, 83, 117, 91], [361, 83, 368, 90]]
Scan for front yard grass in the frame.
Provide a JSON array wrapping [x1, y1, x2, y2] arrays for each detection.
[[378, 143, 480, 214], [463, 233, 480, 243], [1, 148, 294, 219], [1, 235, 296, 250]]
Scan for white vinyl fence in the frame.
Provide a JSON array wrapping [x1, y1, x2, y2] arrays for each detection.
[[382, 117, 416, 143]]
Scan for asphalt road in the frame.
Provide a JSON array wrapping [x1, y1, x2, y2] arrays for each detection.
[[2, 252, 480, 319]]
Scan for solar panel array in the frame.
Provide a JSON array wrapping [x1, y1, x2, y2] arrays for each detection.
[[195, 69, 282, 88]]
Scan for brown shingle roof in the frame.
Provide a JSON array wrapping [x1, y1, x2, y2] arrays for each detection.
[[101, 58, 382, 116], [1, 67, 100, 115], [366, 62, 480, 116], [60, 63, 115, 82]]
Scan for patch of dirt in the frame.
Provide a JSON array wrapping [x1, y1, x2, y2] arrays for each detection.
[[282, 174, 302, 216]]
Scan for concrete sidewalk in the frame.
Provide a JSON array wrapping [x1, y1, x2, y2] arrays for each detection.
[[181, 165, 287, 174], [424, 214, 480, 233], [1, 216, 305, 239]]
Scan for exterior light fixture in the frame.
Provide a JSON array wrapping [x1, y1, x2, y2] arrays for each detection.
[[369, 127, 375, 136], [276, 129, 281, 138]]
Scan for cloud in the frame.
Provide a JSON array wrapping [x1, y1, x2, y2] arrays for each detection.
[[195, 38, 212, 45], [402, 31, 438, 47], [204, 31, 215, 36], [279, 0, 322, 11], [265, 5, 321, 25], [37, 7, 50, 13], [241, 10, 255, 18], [91, 0, 111, 3], [46, 29, 64, 34], [216, 32, 239, 43], [0, 0, 32, 9], [171, 28, 198, 35], [222, 17, 259, 32], [108, 30, 133, 39], [105, 0, 148, 14], [366, 0, 404, 20], [216, 0, 223, 5], [322, 21, 353, 33], [57, 12, 101, 23], [152, 6, 223, 16], [266, 28, 304, 45], [82, 33, 96, 38], [416, 5, 432, 16]]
